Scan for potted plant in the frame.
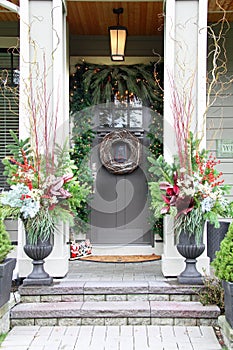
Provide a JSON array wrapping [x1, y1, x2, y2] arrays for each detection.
[[148, 133, 232, 284], [0, 131, 90, 286], [0, 214, 16, 308], [212, 221, 233, 328]]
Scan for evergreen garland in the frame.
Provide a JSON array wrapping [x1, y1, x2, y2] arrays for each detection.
[[70, 63, 95, 233], [70, 112, 95, 233], [147, 63, 164, 238], [82, 63, 161, 106], [70, 61, 164, 238]]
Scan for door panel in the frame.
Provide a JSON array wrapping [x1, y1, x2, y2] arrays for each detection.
[[88, 130, 152, 245]]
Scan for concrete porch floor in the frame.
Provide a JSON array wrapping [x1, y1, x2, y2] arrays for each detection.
[[65, 259, 166, 282]]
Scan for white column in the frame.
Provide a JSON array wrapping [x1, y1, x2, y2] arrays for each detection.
[[18, 0, 69, 278], [162, 0, 209, 276]]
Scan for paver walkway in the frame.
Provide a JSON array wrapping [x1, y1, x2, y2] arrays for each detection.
[[0, 325, 222, 350]]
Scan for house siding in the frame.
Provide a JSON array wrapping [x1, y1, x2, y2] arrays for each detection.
[[207, 24, 233, 200]]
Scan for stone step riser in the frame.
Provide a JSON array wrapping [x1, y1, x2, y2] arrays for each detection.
[[10, 316, 219, 327], [20, 293, 199, 303], [14, 281, 217, 327], [18, 281, 201, 303], [10, 300, 220, 327]]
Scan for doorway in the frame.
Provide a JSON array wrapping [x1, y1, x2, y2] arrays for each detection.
[[88, 102, 153, 246]]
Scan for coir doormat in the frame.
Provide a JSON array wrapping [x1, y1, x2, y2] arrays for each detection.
[[79, 254, 161, 263]]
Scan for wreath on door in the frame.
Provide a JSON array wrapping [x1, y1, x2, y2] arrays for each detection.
[[99, 130, 141, 175]]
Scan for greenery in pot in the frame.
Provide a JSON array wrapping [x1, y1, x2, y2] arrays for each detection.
[[0, 131, 90, 245], [0, 214, 13, 263], [212, 221, 233, 282], [148, 132, 232, 244], [147, 45, 233, 244], [212, 221, 233, 329]]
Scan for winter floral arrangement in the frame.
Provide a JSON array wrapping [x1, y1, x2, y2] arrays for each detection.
[[148, 133, 232, 243], [0, 131, 90, 244], [148, 59, 233, 244]]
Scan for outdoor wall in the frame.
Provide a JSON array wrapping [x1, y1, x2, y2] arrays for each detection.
[[0, 37, 18, 48], [0, 22, 18, 37], [206, 22, 233, 202]]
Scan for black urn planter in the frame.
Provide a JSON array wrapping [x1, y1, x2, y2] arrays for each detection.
[[0, 258, 16, 308], [207, 221, 230, 262], [23, 236, 53, 286], [176, 232, 205, 285], [222, 280, 233, 328]]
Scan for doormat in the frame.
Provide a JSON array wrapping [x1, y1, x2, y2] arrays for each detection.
[[78, 254, 161, 263]]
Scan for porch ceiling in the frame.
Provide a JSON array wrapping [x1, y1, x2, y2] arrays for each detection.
[[0, 0, 233, 35], [67, 1, 164, 36], [66, 0, 233, 37]]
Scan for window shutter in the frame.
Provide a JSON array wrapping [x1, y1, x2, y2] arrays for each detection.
[[0, 88, 19, 189], [0, 49, 19, 189]]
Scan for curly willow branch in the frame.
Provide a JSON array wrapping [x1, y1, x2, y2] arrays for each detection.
[[155, 1, 233, 164]]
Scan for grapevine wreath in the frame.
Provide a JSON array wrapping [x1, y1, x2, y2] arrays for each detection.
[[99, 129, 141, 175]]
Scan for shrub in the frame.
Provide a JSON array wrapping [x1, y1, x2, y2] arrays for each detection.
[[198, 274, 225, 313], [212, 222, 233, 282], [0, 217, 13, 263]]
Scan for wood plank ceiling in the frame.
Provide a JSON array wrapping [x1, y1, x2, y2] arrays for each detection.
[[67, 1, 164, 36], [0, 0, 233, 36]]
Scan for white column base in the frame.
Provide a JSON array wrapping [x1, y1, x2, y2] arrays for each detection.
[[18, 256, 69, 278], [161, 254, 210, 277], [17, 221, 70, 278], [162, 218, 210, 277]]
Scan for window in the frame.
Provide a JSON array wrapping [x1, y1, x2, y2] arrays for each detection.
[[98, 95, 143, 129]]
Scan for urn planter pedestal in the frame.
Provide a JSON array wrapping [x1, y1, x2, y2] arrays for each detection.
[[23, 236, 53, 286], [176, 232, 205, 285]]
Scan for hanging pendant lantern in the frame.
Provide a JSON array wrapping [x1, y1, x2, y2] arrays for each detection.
[[108, 8, 127, 61]]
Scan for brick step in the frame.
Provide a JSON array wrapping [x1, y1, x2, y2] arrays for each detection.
[[10, 300, 220, 327], [19, 280, 202, 303]]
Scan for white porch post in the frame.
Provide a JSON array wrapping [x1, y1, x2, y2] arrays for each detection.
[[162, 0, 209, 276], [18, 0, 69, 278]]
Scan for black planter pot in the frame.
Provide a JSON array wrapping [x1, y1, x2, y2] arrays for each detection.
[[176, 232, 205, 285], [207, 221, 230, 262], [23, 236, 53, 286], [222, 280, 233, 328], [0, 258, 16, 308]]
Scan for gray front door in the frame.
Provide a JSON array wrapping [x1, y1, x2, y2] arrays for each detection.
[[89, 128, 152, 246]]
